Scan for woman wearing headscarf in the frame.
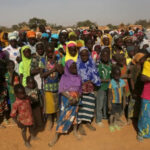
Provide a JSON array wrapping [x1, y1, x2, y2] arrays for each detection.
[[49, 60, 82, 147], [77, 47, 101, 135], [128, 52, 147, 123]]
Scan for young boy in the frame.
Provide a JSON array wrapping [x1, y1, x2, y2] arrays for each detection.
[[10, 84, 34, 148], [108, 66, 126, 132], [96, 48, 112, 126]]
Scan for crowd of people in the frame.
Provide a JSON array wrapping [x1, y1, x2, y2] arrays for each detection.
[[0, 25, 150, 148]]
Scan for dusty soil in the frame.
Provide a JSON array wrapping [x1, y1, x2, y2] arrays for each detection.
[[0, 120, 150, 150]]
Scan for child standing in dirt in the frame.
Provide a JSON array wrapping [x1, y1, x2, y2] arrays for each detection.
[[10, 84, 34, 148], [108, 66, 126, 132]]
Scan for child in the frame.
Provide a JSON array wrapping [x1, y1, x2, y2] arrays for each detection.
[[92, 44, 101, 66], [25, 76, 43, 131], [10, 84, 34, 148], [49, 60, 82, 147], [108, 66, 126, 132], [40, 45, 63, 129], [77, 47, 101, 135], [5, 60, 20, 110], [96, 49, 112, 126], [19, 45, 31, 87]]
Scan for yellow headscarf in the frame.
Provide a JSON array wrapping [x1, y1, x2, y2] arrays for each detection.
[[65, 41, 78, 62], [142, 58, 150, 77]]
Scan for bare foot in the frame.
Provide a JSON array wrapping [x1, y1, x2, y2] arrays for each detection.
[[25, 142, 32, 148], [85, 123, 96, 131], [73, 130, 81, 140], [48, 133, 59, 147], [78, 125, 86, 136]]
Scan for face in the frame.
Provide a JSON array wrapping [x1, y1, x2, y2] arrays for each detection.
[[7, 61, 15, 72], [51, 38, 58, 48], [27, 79, 36, 89], [86, 40, 93, 51], [36, 44, 44, 56], [23, 48, 31, 59], [128, 50, 135, 58], [47, 48, 54, 59], [10, 39, 17, 48], [116, 38, 123, 47], [103, 38, 109, 46], [139, 56, 147, 65], [59, 35, 66, 44], [101, 51, 109, 63], [28, 37, 36, 46], [69, 35, 77, 41], [68, 46, 77, 57], [114, 69, 121, 81], [69, 62, 77, 75], [16, 88, 26, 99], [80, 50, 89, 63], [95, 45, 101, 54]]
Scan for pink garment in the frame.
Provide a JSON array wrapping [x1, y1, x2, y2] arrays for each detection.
[[141, 82, 150, 100], [92, 51, 100, 62]]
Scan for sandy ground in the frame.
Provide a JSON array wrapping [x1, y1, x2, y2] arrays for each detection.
[[0, 120, 150, 150]]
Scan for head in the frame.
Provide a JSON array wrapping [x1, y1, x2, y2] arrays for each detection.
[[22, 47, 31, 59], [28, 37, 36, 46], [69, 32, 77, 41], [115, 37, 123, 48], [36, 42, 45, 56], [103, 36, 110, 46], [26, 76, 36, 89], [132, 53, 147, 65], [9, 39, 17, 48], [115, 54, 126, 67], [94, 45, 101, 54], [39, 25, 46, 33], [80, 47, 89, 63], [127, 45, 135, 58], [101, 48, 110, 64], [68, 61, 77, 75], [67, 42, 77, 57], [112, 66, 121, 81], [59, 34, 66, 44], [85, 38, 94, 52], [14, 84, 26, 100], [7, 60, 15, 72], [46, 44, 55, 59]]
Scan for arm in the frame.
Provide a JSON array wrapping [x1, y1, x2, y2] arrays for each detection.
[[30, 67, 41, 76], [40, 68, 56, 78], [141, 75, 150, 82], [122, 87, 126, 111]]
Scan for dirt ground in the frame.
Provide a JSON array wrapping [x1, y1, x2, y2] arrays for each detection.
[[0, 120, 150, 150]]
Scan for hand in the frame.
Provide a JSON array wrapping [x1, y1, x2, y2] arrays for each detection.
[[69, 97, 78, 106]]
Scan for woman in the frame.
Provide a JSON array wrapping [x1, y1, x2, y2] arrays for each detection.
[[137, 58, 150, 141], [128, 53, 147, 122], [77, 47, 101, 135], [49, 60, 82, 147]]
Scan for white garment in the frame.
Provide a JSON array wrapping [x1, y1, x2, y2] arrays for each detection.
[[3, 45, 20, 72]]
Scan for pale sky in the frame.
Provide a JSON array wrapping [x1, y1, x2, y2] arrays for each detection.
[[0, 0, 150, 27]]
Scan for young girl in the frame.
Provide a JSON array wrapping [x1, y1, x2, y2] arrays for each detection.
[[96, 49, 112, 126], [5, 60, 20, 110], [25, 76, 43, 131], [77, 47, 101, 135], [40, 45, 63, 129], [19, 45, 31, 87], [11, 84, 34, 148], [108, 66, 126, 132], [49, 60, 82, 147], [92, 44, 101, 66]]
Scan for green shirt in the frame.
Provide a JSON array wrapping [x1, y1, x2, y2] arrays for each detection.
[[98, 62, 112, 90]]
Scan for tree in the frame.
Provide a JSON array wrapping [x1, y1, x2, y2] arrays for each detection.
[[76, 20, 96, 27], [28, 17, 47, 29], [135, 19, 150, 28], [18, 22, 28, 29], [11, 25, 19, 30]]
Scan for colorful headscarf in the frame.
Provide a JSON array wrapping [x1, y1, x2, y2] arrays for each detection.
[[65, 41, 78, 62], [20, 45, 31, 86], [68, 32, 77, 38], [27, 31, 36, 38], [42, 33, 49, 38], [0, 32, 9, 47], [59, 60, 82, 93], [51, 34, 59, 40], [76, 40, 85, 48], [132, 53, 145, 65], [76, 47, 101, 86]]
